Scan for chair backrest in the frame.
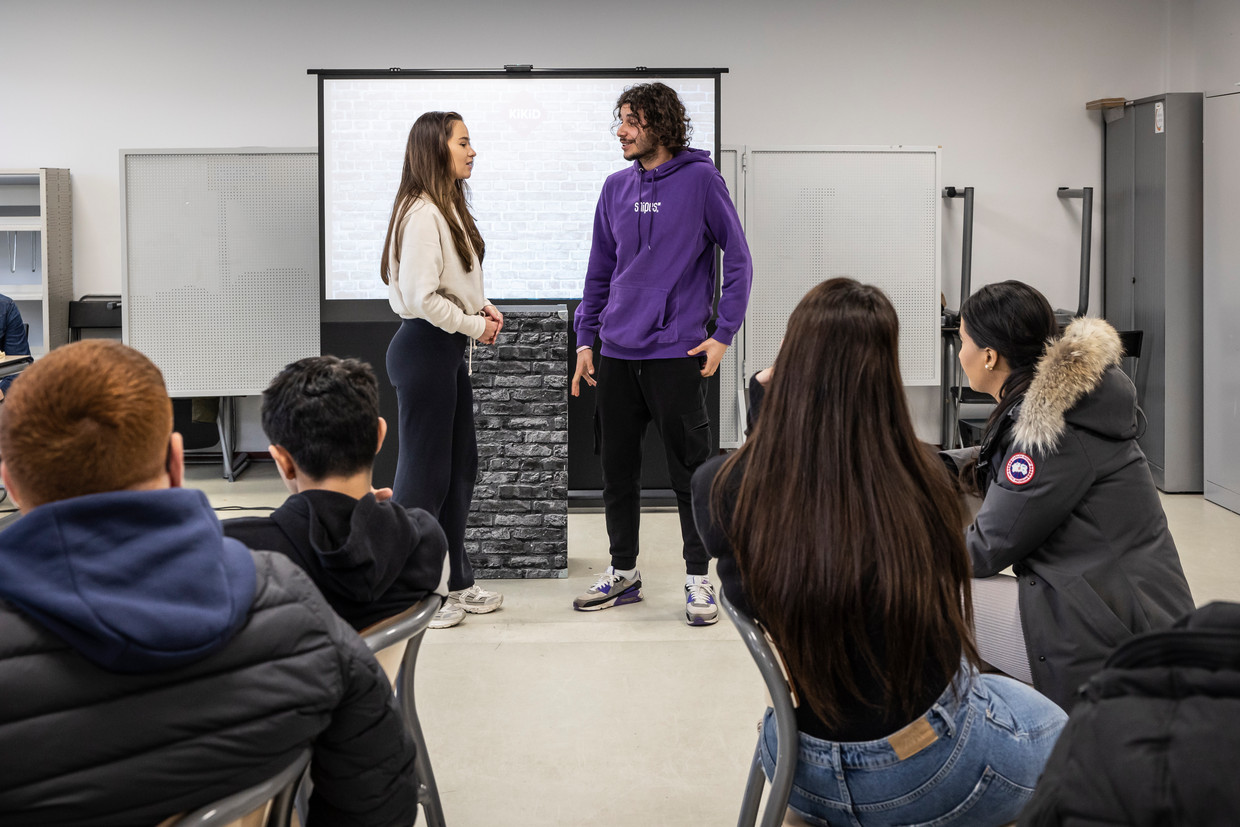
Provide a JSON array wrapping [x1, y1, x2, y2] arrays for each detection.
[[165, 749, 310, 827], [1118, 329, 1143, 360], [719, 591, 800, 827], [359, 592, 448, 827]]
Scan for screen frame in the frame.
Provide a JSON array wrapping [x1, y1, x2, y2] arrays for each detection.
[[310, 68, 726, 323]]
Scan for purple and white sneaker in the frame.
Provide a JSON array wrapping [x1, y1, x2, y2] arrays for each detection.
[[573, 566, 642, 611], [685, 577, 719, 626]]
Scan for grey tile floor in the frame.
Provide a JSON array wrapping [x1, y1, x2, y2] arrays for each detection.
[[188, 460, 1240, 826]]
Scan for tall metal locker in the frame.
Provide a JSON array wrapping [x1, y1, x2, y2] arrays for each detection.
[[1204, 89, 1240, 514], [1104, 92, 1203, 493]]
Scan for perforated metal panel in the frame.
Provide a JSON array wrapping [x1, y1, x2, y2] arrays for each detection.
[[744, 147, 941, 386], [718, 146, 744, 447], [121, 150, 319, 397]]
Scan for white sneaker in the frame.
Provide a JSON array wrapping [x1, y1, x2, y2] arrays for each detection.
[[429, 601, 466, 629], [685, 577, 719, 626], [449, 584, 504, 614]]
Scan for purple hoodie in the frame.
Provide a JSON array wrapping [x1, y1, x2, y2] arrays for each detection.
[[575, 148, 752, 360]]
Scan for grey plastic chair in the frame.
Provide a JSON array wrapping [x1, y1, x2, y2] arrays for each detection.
[[719, 590, 800, 827], [169, 749, 309, 826], [362, 594, 448, 827]]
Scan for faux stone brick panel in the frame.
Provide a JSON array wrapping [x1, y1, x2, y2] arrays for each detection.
[[462, 310, 568, 578]]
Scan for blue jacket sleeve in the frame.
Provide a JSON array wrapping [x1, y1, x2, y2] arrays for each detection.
[[701, 172, 753, 346], [574, 191, 617, 349], [0, 300, 30, 396]]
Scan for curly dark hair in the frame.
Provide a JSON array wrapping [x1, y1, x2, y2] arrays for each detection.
[[614, 82, 693, 150]]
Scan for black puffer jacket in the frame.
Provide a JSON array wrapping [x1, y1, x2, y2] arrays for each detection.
[[0, 489, 417, 826], [945, 318, 1194, 709], [1020, 602, 1240, 826]]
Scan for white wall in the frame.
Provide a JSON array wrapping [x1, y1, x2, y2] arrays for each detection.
[[1, 0, 1185, 444], [1193, 0, 1240, 91]]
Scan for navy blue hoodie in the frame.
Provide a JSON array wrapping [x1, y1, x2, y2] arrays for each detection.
[[0, 488, 255, 674], [575, 148, 753, 360]]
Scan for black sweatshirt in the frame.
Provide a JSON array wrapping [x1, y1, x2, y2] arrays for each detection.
[[224, 489, 449, 630]]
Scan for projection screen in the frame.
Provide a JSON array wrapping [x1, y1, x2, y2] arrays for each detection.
[[316, 70, 721, 319]]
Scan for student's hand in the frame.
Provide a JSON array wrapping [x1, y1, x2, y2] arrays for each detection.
[[571, 348, 596, 396], [372, 486, 393, 502], [688, 338, 727, 377], [480, 317, 500, 345], [482, 304, 504, 334]]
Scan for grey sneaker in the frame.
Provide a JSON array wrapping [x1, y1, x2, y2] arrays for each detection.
[[573, 567, 642, 611], [685, 577, 719, 626], [429, 601, 466, 629], [449, 584, 504, 614]]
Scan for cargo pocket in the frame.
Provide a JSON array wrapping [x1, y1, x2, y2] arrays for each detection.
[[681, 408, 712, 467]]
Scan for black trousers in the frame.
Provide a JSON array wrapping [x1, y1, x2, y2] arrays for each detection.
[[596, 354, 712, 575], [387, 318, 477, 591]]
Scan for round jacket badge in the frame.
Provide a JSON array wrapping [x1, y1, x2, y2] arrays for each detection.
[[1005, 453, 1036, 485]]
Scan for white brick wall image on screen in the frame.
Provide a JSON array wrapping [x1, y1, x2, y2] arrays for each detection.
[[324, 77, 716, 301]]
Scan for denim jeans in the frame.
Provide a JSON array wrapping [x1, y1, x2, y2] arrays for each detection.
[[760, 667, 1066, 827]]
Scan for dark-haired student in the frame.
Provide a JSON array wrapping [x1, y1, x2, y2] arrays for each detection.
[[224, 355, 453, 632], [0, 341, 416, 826], [693, 279, 1065, 827], [571, 81, 752, 625], [945, 280, 1193, 711]]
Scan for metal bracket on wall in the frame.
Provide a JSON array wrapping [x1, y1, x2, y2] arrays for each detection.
[[1056, 186, 1094, 320]]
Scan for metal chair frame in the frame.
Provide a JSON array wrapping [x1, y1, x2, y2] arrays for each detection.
[[362, 594, 448, 827], [720, 591, 800, 827], [170, 749, 310, 827]]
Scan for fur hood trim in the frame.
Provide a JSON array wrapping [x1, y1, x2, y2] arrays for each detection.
[[1014, 317, 1123, 453]]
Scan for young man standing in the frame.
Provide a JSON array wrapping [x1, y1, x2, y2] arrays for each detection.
[[571, 82, 753, 625]]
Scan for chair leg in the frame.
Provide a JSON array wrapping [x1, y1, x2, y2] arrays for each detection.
[[398, 634, 447, 827], [737, 738, 765, 827]]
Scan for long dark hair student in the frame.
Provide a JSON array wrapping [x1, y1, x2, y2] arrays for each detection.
[[693, 278, 1065, 826], [381, 110, 505, 629], [381, 110, 486, 283], [715, 278, 976, 726], [950, 279, 1193, 712], [956, 280, 1057, 491]]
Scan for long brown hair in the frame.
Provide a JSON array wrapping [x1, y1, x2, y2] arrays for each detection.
[[713, 278, 978, 727], [380, 111, 485, 284]]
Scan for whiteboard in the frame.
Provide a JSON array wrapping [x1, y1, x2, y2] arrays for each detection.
[[121, 149, 320, 397], [743, 147, 941, 386]]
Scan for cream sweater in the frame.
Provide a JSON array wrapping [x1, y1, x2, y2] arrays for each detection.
[[387, 195, 488, 340]]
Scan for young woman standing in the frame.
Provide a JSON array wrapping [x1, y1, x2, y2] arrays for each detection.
[[692, 278, 1065, 826], [381, 111, 504, 629]]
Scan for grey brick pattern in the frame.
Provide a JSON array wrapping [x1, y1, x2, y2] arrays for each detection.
[[465, 309, 568, 579], [323, 77, 716, 301]]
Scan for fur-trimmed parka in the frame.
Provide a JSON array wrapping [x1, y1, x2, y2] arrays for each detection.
[[959, 318, 1194, 710]]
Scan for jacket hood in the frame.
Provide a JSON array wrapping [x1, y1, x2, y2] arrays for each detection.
[[629, 147, 714, 253], [273, 490, 427, 603], [0, 488, 255, 674], [1014, 317, 1130, 452], [629, 146, 713, 176]]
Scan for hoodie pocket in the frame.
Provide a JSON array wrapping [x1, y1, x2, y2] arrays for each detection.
[[601, 284, 672, 350]]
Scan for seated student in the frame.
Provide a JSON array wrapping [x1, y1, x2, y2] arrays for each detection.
[[1020, 601, 1240, 827], [223, 355, 455, 632], [0, 291, 31, 400], [946, 280, 1194, 711], [0, 340, 417, 826], [693, 278, 1066, 826]]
